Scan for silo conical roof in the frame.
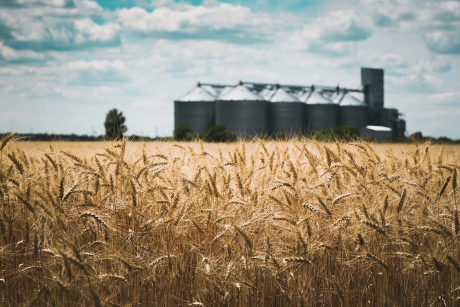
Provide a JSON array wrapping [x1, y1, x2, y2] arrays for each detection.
[[220, 85, 264, 101], [259, 87, 272, 100], [270, 88, 300, 102], [298, 91, 310, 102], [306, 91, 333, 104], [262, 88, 276, 101], [330, 92, 344, 103], [218, 86, 234, 99], [201, 85, 217, 97], [340, 93, 365, 106], [177, 86, 215, 102]]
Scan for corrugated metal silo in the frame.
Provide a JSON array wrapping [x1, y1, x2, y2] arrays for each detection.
[[305, 90, 338, 133], [216, 85, 268, 138], [268, 88, 305, 135], [174, 84, 216, 134], [261, 86, 276, 101], [338, 93, 369, 127]]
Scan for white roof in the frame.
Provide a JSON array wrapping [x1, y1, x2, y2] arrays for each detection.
[[220, 85, 264, 101], [177, 86, 215, 102], [306, 91, 333, 104], [259, 87, 271, 98], [262, 88, 276, 100], [331, 92, 344, 103], [340, 93, 365, 106], [366, 125, 392, 131], [201, 85, 218, 97], [270, 88, 300, 102], [218, 86, 234, 98], [298, 91, 310, 102]]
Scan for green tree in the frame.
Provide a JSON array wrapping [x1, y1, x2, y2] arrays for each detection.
[[104, 109, 127, 140], [174, 125, 196, 141], [204, 125, 237, 142]]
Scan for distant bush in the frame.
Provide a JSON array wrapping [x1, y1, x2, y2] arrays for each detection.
[[313, 125, 361, 142], [203, 125, 237, 142], [173, 125, 196, 141]]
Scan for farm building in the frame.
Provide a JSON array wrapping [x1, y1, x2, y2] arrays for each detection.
[[174, 68, 406, 140]]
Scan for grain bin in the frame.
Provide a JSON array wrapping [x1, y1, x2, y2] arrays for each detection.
[[218, 86, 234, 99], [174, 83, 216, 134], [260, 86, 276, 101], [338, 93, 368, 127], [298, 90, 310, 102], [268, 87, 305, 135], [305, 90, 338, 134], [216, 84, 268, 138]]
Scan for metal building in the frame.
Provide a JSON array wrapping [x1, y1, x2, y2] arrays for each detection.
[[304, 89, 338, 134], [174, 67, 407, 140], [216, 84, 268, 138], [174, 83, 216, 134], [360, 126, 392, 141], [362, 68, 384, 109], [339, 93, 368, 127], [268, 87, 305, 135]]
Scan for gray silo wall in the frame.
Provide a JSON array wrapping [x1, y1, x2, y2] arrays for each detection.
[[174, 101, 215, 135], [216, 100, 268, 138], [305, 104, 338, 133], [339, 106, 369, 127], [268, 103, 305, 135]]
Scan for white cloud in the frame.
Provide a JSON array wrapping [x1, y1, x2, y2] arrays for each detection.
[[387, 73, 443, 93], [0, 0, 74, 8], [374, 53, 407, 69], [363, 0, 460, 54], [1, 15, 122, 50], [423, 29, 460, 54], [414, 56, 451, 73], [67, 60, 130, 85], [424, 1, 460, 24], [288, 10, 372, 54], [116, 2, 288, 43], [0, 42, 45, 62], [362, 0, 418, 30], [429, 92, 460, 107], [4, 80, 69, 98], [0, 0, 117, 53]]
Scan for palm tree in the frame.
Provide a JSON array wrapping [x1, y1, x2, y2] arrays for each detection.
[[104, 109, 127, 140]]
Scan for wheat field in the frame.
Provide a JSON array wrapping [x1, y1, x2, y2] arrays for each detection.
[[0, 134, 459, 306]]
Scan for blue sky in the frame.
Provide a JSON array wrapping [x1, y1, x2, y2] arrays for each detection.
[[1, 0, 459, 138]]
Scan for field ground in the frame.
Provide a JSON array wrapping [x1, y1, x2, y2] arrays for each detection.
[[8, 141, 460, 162], [1, 138, 460, 306]]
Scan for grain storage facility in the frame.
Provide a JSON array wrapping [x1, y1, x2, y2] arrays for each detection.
[[216, 84, 268, 138], [338, 92, 369, 127], [304, 87, 338, 134], [174, 67, 407, 140], [174, 83, 216, 134], [268, 87, 305, 135], [360, 126, 392, 140]]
